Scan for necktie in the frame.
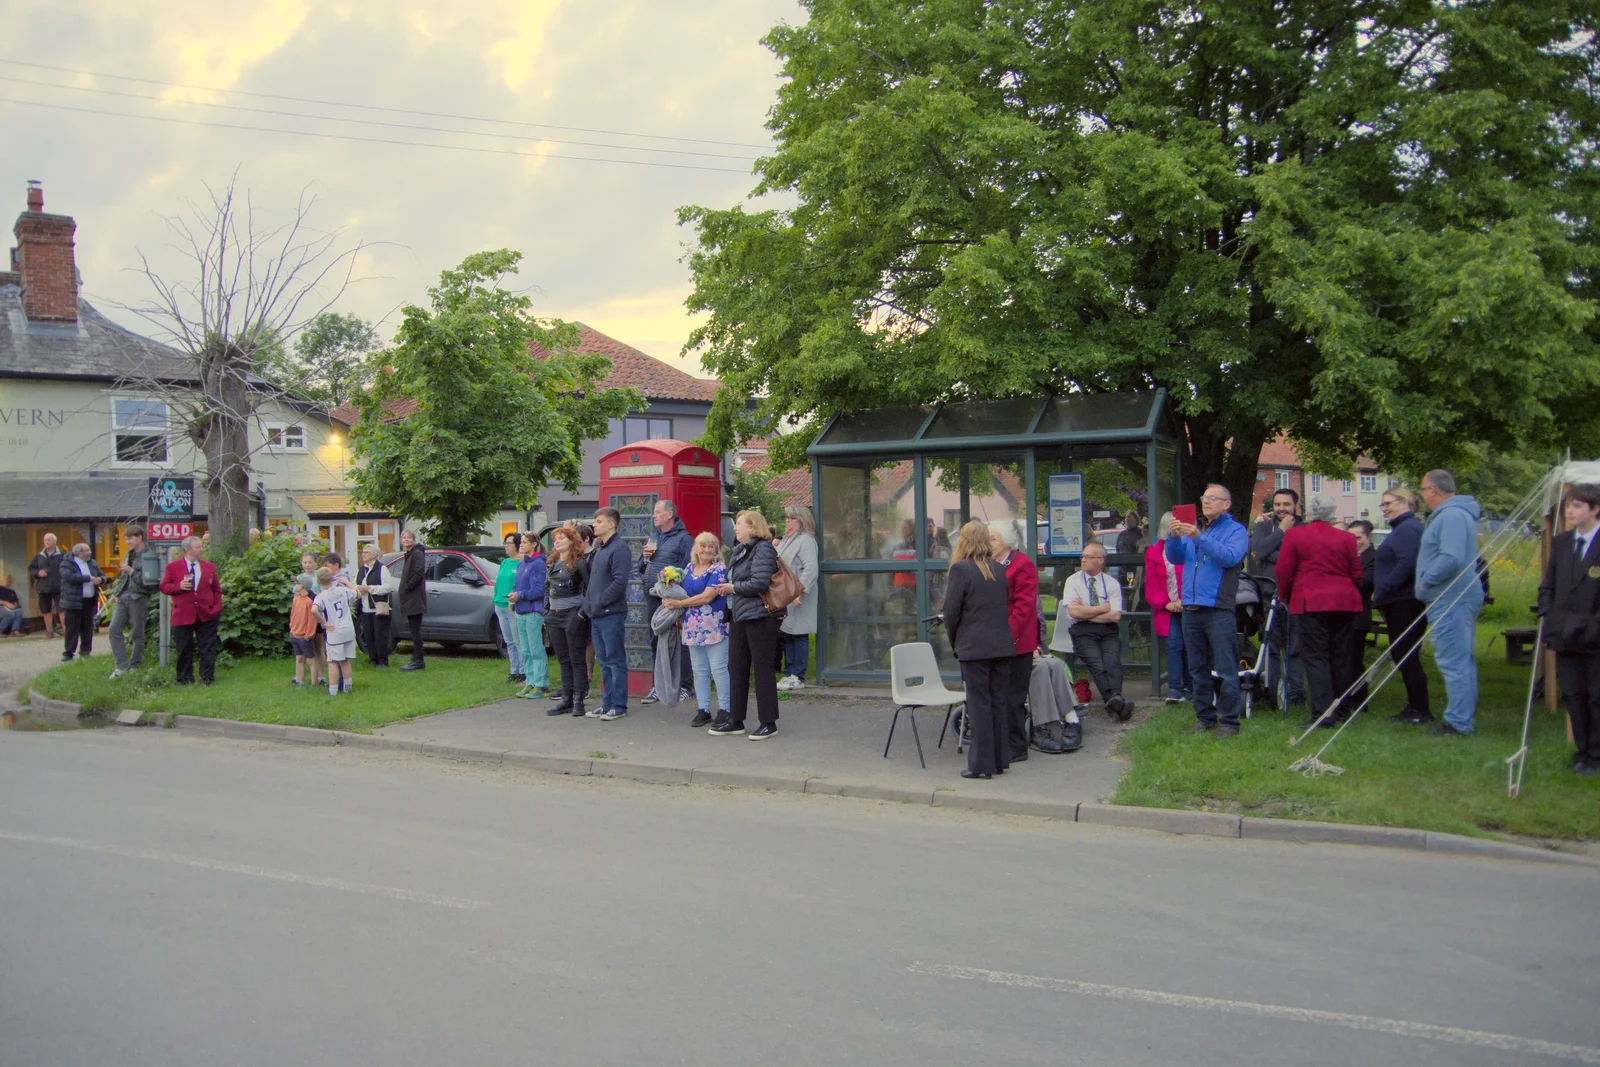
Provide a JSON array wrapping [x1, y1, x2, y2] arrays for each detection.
[[191, 563, 199, 589], [1087, 575, 1100, 607], [1578, 536, 1588, 563]]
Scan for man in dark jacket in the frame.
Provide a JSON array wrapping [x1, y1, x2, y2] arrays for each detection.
[[586, 507, 632, 719], [1373, 488, 1430, 721], [638, 500, 694, 705], [397, 530, 428, 671], [58, 542, 105, 661], [30, 532, 64, 637], [108, 526, 157, 677], [1538, 484, 1600, 773], [1251, 487, 1306, 704]]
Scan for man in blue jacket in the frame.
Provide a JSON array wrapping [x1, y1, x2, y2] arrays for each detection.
[[1166, 484, 1252, 736], [1415, 469, 1483, 735], [586, 507, 633, 721]]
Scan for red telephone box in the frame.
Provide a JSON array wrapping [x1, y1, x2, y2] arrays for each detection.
[[596, 440, 723, 695]]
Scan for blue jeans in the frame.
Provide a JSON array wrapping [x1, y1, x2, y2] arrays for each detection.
[[1427, 597, 1481, 733], [0, 607, 20, 635], [689, 638, 731, 712], [1164, 620, 1193, 696], [495, 604, 522, 676], [1182, 607, 1242, 727], [590, 613, 627, 712], [514, 611, 548, 688], [781, 632, 810, 679]]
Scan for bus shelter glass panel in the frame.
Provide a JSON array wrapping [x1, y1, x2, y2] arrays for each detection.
[[818, 460, 916, 561], [823, 572, 916, 674], [818, 406, 934, 447], [921, 397, 1041, 440], [1034, 393, 1156, 436]]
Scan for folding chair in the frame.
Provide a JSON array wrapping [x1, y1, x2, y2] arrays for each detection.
[[885, 642, 965, 770]]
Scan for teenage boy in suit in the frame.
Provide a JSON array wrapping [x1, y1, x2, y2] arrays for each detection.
[[1538, 483, 1600, 774]]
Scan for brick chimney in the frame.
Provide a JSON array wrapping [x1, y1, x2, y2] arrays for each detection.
[[12, 181, 79, 323]]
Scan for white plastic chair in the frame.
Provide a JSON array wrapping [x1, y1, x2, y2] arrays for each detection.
[[886, 642, 965, 769]]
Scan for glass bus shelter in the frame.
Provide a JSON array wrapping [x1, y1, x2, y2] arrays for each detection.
[[807, 390, 1182, 686]]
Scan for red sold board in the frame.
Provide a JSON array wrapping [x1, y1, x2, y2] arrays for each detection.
[[147, 521, 194, 541]]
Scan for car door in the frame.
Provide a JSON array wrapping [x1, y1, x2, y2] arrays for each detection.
[[426, 552, 490, 638]]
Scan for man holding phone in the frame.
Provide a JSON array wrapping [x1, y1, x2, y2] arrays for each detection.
[[1165, 485, 1251, 736]]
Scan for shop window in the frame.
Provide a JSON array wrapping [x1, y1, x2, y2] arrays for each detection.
[[265, 424, 306, 451], [111, 397, 167, 464]]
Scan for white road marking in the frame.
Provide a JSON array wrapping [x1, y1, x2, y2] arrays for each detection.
[[909, 962, 1600, 1064], [0, 830, 487, 911]]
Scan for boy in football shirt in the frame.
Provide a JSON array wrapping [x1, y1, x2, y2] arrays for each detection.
[[313, 566, 358, 695]]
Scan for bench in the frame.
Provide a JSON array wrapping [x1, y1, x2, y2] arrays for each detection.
[[1503, 626, 1540, 666]]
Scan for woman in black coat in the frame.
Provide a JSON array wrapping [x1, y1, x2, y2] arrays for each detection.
[[397, 530, 428, 671], [942, 520, 1020, 778], [711, 509, 784, 738], [544, 526, 591, 717]]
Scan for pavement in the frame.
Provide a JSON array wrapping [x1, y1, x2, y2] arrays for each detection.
[[374, 684, 1143, 805], [0, 631, 72, 708], [3, 727, 1598, 1067]]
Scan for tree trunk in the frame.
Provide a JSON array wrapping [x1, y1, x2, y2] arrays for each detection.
[[1179, 414, 1264, 523], [198, 341, 255, 551]]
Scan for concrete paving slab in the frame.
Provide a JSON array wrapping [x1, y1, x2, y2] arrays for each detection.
[[375, 694, 1134, 809]]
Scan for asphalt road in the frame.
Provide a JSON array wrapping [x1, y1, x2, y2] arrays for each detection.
[[3, 729, 1598, 1067]]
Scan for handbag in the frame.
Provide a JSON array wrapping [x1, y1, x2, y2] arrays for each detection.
[[762, 556, 804, 614]]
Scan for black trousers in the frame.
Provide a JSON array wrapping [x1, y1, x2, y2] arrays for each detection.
[[1298, 610, 1356, 720], [959, 657, 1012, 776], [1379, 599, 1431, 715], [360, 609, 391, 666], [1004, 652, 1032, 759], [174, 618, 218, 684], [647, 593, 693, 693], [1349, 626, 1370, 707], [549, 612, 590, 701], [406, 613, 425, 665], [1557, 652, 1600, 763], [1072, 627, 1124, 701], [729, 613, 781, 726], [62, 602, 97, 658]]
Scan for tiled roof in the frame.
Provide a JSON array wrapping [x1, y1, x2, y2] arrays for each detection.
[[739, 452, 813, 507], [0, 286, 196, 381], [529, 323, 720, 403], [1258, 434, 1380, 472]]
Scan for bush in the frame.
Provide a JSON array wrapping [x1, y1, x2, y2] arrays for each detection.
[[216, 532, 326, 657]]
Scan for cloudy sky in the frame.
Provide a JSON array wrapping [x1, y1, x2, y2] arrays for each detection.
[[2, 0, 803, 377]]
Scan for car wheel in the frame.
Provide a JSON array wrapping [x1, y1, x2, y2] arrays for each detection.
[[492, 625, 509, 659]]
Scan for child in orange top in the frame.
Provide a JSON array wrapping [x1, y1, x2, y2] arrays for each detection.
[[289, 584, 322, 688]]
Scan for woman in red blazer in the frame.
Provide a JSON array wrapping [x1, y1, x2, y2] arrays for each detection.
[[1275, 495, 1363, 726], [1145, 514, 1191, 702], [988, 520, 1040, 763], [160, 536, 223, 684]]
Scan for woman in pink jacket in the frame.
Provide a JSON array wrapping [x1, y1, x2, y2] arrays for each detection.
[[1145, 511, 1192, 703]]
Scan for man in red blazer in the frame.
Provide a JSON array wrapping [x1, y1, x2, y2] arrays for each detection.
[[160, 535, 223, 684], [1275, 495, 1364, 728]]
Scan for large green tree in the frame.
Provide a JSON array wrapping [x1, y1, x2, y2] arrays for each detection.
[[258, 311, 378, 408], [680, 0, 1600, 510], [348, 250, 641, 543]]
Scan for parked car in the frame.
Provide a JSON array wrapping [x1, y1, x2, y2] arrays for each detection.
[[379, 545, 510, 657]]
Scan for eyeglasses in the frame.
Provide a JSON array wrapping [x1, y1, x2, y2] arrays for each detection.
[[1200, 494, 1228, 503]]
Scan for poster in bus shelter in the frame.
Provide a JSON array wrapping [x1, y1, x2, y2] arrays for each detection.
[[1047, 473, 1085, 556]]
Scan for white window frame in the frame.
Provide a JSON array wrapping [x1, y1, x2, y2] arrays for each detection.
[[1359, 474, 1377, 493], [109, 394, 169, 467], [1309, 474, 1322, 493], [1341, 479, 1354, 495], [264, 422, 307, 452], [1274, 470, 1290, 490]]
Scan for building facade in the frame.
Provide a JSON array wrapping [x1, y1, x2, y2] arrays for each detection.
[[1252, 435, 1398, 528]]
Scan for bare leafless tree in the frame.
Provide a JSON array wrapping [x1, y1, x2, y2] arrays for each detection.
[[108, 172, 366, 547]]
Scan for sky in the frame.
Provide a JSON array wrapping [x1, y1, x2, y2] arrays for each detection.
[[1, 0, 804, 377]]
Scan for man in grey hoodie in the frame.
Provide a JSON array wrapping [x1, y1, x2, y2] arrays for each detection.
[[1415, 470, 1483, 735]]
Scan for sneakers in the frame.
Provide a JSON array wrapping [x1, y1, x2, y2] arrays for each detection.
[[640, 688, 660, 705], [1391, 707, 1432, 724], [507, 673, 524, 684], [585, 705, 604, 718], [689, 710, 713, 728], [749, 723, 777, 740], [709, 719, 746, 736], [108, 668, 123, 680], [777, 675, 804, 691], [1163, 690, 1192, 705], [600, 708, 628, 721], [1428, 722, 1467, 736], [679, 687, 693, 702]]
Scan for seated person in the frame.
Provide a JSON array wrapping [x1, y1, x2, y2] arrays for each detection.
[[1060, 543, 1127, 718], [0, 575, 20, 635]]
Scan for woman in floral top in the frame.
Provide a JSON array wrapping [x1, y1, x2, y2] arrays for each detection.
[[664, 532, 730, 728]]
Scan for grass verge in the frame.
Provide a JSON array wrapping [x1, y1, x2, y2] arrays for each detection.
[[1113, 607, 1600, 840], [24, 650, 536, 733]]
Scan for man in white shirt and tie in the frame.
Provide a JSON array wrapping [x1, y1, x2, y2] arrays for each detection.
[[1059, 542, 1128, 719], [160, 536, 222, 684]]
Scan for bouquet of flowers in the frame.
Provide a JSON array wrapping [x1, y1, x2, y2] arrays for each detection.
[[658, 565, 685, 585]]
